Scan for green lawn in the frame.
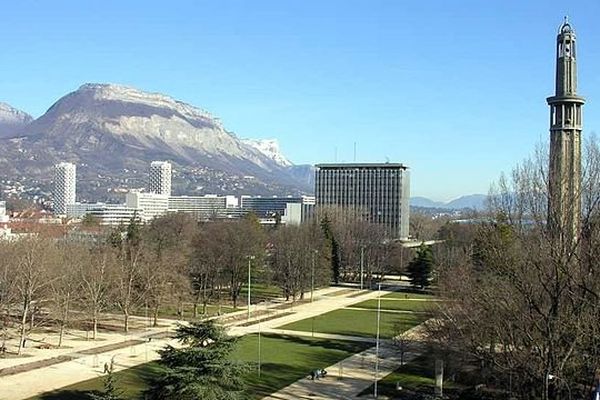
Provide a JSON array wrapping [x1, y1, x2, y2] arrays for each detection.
[[382, 291, 434, 300], [234, 333, 371, 398], [239, 283, 283, 302], [278, 309, 426, 339], [357, 354, 464, 398], [351, 299, 439, 313], [30, 334, 370, 400]]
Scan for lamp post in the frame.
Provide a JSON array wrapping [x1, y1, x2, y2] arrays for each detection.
[[247, 255, 255, 320], [360, 245, 364, 290], [311, 250, 318, 302], [374, 282, 382, 398], [258, 301, 262, 377]]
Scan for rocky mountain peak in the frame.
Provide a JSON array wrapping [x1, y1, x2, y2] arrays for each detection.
[[0, 83, 311, 200], [242, 138, 293, 167], [74, 83, 218, 125], [0, 102, 33, 138]]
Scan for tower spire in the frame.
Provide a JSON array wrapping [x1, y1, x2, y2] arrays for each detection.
[[547, 18, 585, 244]]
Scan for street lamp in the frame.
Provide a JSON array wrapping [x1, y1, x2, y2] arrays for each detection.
[[258, 302, 262, 377], [374, 282, 382, 398], [360, 245, 365, 290], [247, 255, 255, 320]]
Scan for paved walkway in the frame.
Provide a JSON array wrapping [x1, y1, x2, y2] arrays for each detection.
[[0, 286, 390, 400], [262, 324, 427, 400]]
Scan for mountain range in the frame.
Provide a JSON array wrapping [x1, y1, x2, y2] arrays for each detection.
[[0, 83, 314, 202], [410, 194, 488, 210]]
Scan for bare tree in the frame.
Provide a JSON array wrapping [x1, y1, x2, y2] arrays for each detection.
[[142, 213, 195, 325], [269, 223, 331, 301], [0, 241, 17, 352], [222, 217, 266, 308], [50, 241, 83, 347], [432, 137, 600, 399], [111, 222, 145, 333], [189, 222, 226, 316], [80, 244, 113, 340], [13, 238, 56, 354]]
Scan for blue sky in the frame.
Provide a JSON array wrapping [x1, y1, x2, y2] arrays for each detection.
[[1, 1, 599, 201]]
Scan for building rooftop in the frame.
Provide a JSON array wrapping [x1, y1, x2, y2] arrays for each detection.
[[315, 163, 408, 169]]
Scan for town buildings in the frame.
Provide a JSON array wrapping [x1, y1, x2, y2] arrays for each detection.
[[240, 195, 315, 219]]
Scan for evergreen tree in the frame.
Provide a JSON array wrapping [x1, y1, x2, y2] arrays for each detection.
[[90, 364, 123, 400], [406, 244, 434, 289], [146, 320, 248, 400], [320, 215, 341, 284]]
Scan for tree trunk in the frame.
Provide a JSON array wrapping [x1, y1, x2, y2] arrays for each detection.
[[18, 298, 30, 355], [123, 311, 129, 333], [92, 308, 98, 340], [152, 305, 159, 327], [58, 295, 70, 348]]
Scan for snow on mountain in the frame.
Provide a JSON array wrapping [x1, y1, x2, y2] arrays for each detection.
[[0, 102, 33, 138], [242, 138, 292, 167], [0, 83, 311, 200]]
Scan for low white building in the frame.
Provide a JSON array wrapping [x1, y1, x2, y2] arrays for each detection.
[[125, 191, 169, 222], [282, 202, 315, 225], [87, 205, 142, 226], [168, 195, 238, 220]]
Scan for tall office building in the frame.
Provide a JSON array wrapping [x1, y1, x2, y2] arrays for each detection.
[[149, 161, 172, 196], [315, 163, 410, 239], [547, 17, 584, 242], [53, 162, 77, 216]]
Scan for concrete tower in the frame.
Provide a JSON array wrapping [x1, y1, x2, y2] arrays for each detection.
[[149, 161, 172, 196], [547, 17, 584, 242], [53, 162, 77, 216]]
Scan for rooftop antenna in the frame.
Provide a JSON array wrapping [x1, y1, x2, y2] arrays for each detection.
[[385, 156, 390, 163], [353, 142, 357, 162]]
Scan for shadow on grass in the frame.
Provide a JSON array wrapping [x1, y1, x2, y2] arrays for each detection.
[[36, 390, 98, 400], [261, 333, 370, 353]]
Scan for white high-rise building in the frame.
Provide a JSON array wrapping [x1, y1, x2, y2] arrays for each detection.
[[149, 161, 172, 196], [53, 162, 77, 216]]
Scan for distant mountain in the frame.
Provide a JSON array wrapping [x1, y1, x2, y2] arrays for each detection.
[[287, 164, 315, 188], [0, 83, 312, 202], [445, 194, 488, 210], [0, 102, 33, 138], [410, 196, 445, 208], [411, 194, 487, 210], [242, 138, 292, 167]]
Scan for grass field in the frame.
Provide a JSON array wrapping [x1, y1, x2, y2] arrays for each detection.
[[382, 291, 434, 300], [30, 334, 370, 400], [234, 334, 371, 398], [239, 283, 284, 302], [351, 298, 439, 313], [357, 354, 464, 398], [278, 308, 426, 339]]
